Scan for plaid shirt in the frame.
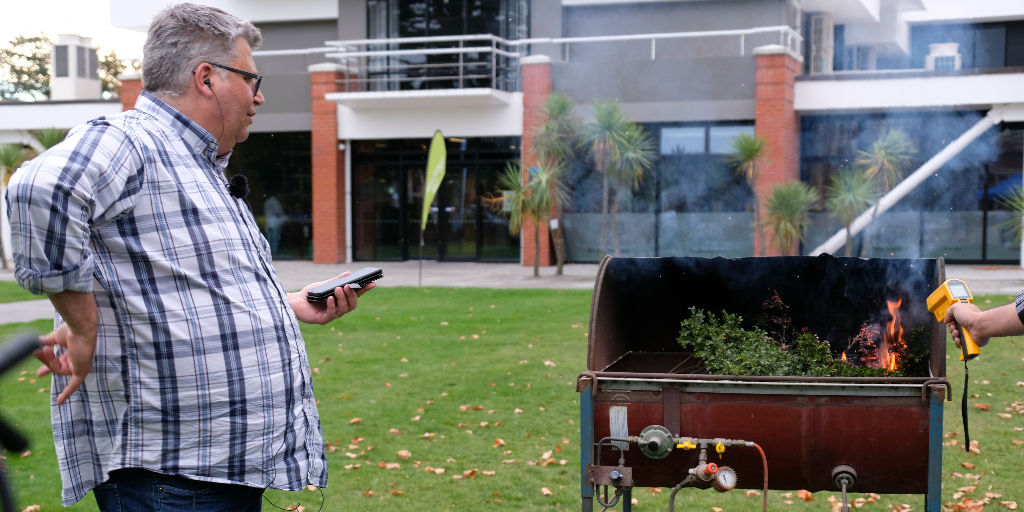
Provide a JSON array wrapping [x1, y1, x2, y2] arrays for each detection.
[[6, 91, 326, 506]]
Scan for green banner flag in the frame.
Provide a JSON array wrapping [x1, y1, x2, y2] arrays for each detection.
[[421, 130, 447, 231]]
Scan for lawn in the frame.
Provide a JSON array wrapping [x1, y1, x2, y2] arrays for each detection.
[[0, 289, 1021, 511], [0, 281, 43, 304]]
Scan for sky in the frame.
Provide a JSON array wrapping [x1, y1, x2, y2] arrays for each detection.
[[0, 0, 147, 59]]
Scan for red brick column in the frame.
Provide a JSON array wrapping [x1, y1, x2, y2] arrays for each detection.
[[309, 63, 349, 264], [754, 45, 802, 257], [520, 55, 554, 268], [117, 71, 143, 111]]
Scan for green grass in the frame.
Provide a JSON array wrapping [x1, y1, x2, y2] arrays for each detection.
[[0, 281, 43, 304], [1, 290, 1021, 511]]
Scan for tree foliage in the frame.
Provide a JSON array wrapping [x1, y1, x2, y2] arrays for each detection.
[[825, 169, 878, 256], [0, 34, 52, 100], [728, 133, 769, 256], [764, 180, 819, 256], [100, 51, 128, 98], [32, 128, 68, 150]]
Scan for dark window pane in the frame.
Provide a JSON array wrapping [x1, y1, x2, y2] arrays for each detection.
[[88, 49, 99, 80], [661, 127, 705, 155], [76, 45, 86, 77], [54, 46, 68, 77]]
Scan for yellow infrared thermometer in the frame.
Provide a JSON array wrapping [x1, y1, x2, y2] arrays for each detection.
[[927, 279, 980, 361]]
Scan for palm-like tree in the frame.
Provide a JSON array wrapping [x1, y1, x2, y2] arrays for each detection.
[[532, 93, 580, 274], [996, 185, 1024, 245], [584, 100, 630, 258], [765, 180, 820, 256], [728, 134, 769, 256], [825, 169, 878, 256], [0, 143, 26, 269], [496, 162, 568, 277], [608, 124, 656, 256], [32, 128, 68, 150], [855, 129, 917, 256]]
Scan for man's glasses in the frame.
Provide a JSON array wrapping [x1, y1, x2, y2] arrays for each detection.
[[208, 62, 262, 97]]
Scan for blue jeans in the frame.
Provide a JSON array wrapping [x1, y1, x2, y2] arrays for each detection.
[[93, 468, 263, 512]]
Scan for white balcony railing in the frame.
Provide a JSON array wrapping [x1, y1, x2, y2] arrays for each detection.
[[253, 25, 803, 94]]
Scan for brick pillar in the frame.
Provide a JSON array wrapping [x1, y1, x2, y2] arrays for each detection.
[[520, 55, 554, 268], [309, 63, 349, 264], [117, 71, 143, 111], [754, 45, 802, 257]]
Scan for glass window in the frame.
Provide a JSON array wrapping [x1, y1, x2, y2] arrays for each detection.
[[660, 127, 705, 155], [709, 126, 754, 154]]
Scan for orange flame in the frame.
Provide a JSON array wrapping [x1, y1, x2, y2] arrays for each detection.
[[880, 295, 903, 372], [841, 351, 847, 361]]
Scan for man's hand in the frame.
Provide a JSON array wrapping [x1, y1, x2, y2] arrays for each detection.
[[37, 290, 99, 405], [944, 301, 982, 349], [289, 271, 375, 325]]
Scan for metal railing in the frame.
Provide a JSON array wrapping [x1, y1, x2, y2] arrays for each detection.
[[252, 25, 803, 94]]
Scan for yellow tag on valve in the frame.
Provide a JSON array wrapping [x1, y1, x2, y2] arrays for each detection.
[[716, 442, 725, 459], [926, 279, 980, 361]]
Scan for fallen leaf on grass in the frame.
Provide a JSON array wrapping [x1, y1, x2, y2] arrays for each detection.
[[544, 360, 557, 367], [998, 413, 1013, 419], [712, 508, 723, 512], [411, 415, 420, 421], [494, 439, 505, 447], [349, 418, 361, 425], [343, 464, 360, 469], [797, 490, 815, 502], [20, 451, 30, 458], [1012, 440, 1023, 445], [483, 470, 496, 476], [463, 469, 477, 478], [434, 468, 446, 474], [632, 498, 640, 506], [389, 429, 402, 435], [514, 408, 523, 414], [648, 487, 663, 494], [745, 490, 761, 497], [854, 498, 866, 508], [999, 501, 1017, 510], [781, 493, 793, 498], [946, 432, 959, 438], [397, 450, 411, 460], [420, 432, 436, 439], [952, 498, 985, 512], [542, 487, 555, 496], [363, 490, 374, 497], [391, 490, 404, 495], [313, 368, 320, 375], [306, 484, 317, 491], [480, 421, 489, 427], [988, 493, 1003, 499], [962, 462, 976, 469], [20, 506, 40, 512], [975, 404, 990, 411], [502, 459, 517, 463], [959, 486, 977, 493], [784, 500, 794, 505]]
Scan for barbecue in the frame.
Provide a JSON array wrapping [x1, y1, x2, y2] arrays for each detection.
[[577, 256, 950, 512]]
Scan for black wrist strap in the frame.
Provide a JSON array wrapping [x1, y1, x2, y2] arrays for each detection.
[[962, 361, 970, 452]]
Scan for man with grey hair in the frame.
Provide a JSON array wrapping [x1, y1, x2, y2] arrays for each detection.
[[6, 4, 370, 510]]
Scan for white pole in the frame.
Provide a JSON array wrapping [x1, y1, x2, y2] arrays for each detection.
[[811, 106, 1006, 256], [344, 139, 353, 264], [1020, 128, 1024, 268]]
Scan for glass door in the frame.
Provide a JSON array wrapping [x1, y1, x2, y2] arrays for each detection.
[[406, 163, 440, 260], [439, 164, 478, 260]]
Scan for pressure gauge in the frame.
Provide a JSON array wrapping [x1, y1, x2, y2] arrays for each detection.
[[712, 466, 738, 492]]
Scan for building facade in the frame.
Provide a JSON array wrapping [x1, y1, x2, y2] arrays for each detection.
[[101, 0, 1024, 265]]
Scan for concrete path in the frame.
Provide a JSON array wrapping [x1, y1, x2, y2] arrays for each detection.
[[1, 261, 1021, 325]]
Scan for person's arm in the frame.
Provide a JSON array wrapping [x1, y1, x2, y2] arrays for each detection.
[[944, 301, 1024, 346], [35, 291, 98, 405], [288, 271, 376, 325]]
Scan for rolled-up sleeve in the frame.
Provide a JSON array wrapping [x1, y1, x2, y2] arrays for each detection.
[[6, 122, 143, 295]]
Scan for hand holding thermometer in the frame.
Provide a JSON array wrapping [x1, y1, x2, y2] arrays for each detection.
[[926, 278, 981, 453], [926, 279, 981, 361]]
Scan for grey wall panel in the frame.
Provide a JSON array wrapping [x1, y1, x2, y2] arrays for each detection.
[[551, 55, 755, 105], [531, 0, 563, 57], [562, 0, 791, 38], [252, 21, 338, 123], [338, 0, 367, 40]]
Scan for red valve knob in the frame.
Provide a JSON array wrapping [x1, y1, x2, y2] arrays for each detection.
[[704, 463, 719, 475]]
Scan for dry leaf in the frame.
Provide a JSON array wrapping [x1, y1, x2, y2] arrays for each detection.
[[544, 360, 557, 367], [411, 415, 420, 421], [389, 428, 402, 435], [343, 464, 355, 469], [349, 418, 361, 425], [947, 432, 959, 438], [542, 450, 553, 459], [312, 368, 320, 374], [854, 498, 867, 508], [998, 501, 1017, 510], [563, 437, 570, 444], [397, 450, 411, 460], [440, 322, 448, 325], [745, 490, 761, 497], [649, 487, 663, 494], [459, 405, 471, 411], [632, 498, 640, 506], [21, 506, 41, 512], [363, 490, 374, 497], [959, 486, 977, 493], [975, 404, 990, 411], [463, 469, 477, 478], [785, 500, 794, 506], [473, 405, 485, 411], [712, 508, 723, 512], [988, 493, 1003, 499], [494, 439, 506, 447], [480, 422, 489, 427], [483, 470, 496, 476], [1012, 440, 1023, 445], [999, 413, 1013, 419], [514, 408, 523, 414], [391, 490, 404, 495], [20, 450, 31, 458], [541, 487, 555, 496], [798, 490, 815, 502], [434, 468, 446, 474], [781, 493, 793, 499], [447, 457, 457, 462], [962, 462, 976, 469], [420, 432, 436, 438]]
